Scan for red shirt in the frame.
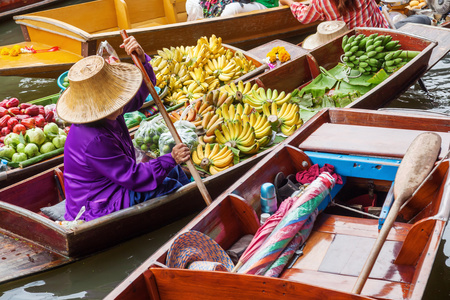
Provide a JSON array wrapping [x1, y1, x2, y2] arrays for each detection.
[[290, 0, 389, 29]]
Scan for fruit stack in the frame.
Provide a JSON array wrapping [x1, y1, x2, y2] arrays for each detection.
[[151, 35, 257, 106]]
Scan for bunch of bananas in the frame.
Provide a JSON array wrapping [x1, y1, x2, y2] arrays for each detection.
[[261, 102, 302, 136], [192, 143, 234, 175], [242, 112, 272, 143], [216, 103, 253, 121], [198, 35, 226, 60], [233, 52, 256, 78], [198, 112, 224, 144], [205, 55, 237, 82], [215, 120, 260, 154], [150, 35, 257, 105], [245, 87, 292, 111], [169, 107, 198, 123], [204, 90, 233, 108], [165, 91, 189, 106], [341, 33, 415, 74], [220, 80, 259, 102]]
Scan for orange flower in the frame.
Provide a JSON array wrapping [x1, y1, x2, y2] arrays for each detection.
[[278, 50, 290, 62], [266, 46, 290, 63], [1, 47, 10, 55]]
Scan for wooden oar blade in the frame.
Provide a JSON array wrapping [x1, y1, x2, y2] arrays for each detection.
[[393, 132, 442, 201]]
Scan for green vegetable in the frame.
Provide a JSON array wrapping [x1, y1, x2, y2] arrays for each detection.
[[52, 135, 66, 149], [0, 146, 15, 160], [43, 122, 60, 139], [24, 143, 39, 158], [12, 152, 27, 163], [40, 142, 56, 154], [4, 133, 21, 148], [17, 147, 64, 169], [58, 128, 67, 136], [16, 143, 26, 153], [25, 128, 46, 146]]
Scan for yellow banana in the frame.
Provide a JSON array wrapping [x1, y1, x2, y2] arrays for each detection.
[[237, 142, 260, 155], [210, 164, 232, 175], [211, 153, 234, 168], [192, 150, 202, 165]]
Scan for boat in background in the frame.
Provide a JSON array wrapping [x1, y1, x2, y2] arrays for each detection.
[[106, 108, 450, 300], [0, 0, 318, 77], [0, 0, 64, 19]]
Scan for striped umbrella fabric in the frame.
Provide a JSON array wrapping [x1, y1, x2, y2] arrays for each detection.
[[232, 197, 295, 272], [238, 172, 335, 275], [263, 209, 318, 277]]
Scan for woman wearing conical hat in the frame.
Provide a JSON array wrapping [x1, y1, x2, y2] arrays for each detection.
[[57, 36, 191, 222]]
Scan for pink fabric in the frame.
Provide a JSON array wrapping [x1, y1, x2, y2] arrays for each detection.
[[296, 163, 343, 185], [236, 197, 295, 268], [289, 0, 389, 29]]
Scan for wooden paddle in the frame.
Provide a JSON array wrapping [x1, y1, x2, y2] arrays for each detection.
[[120, 30, 212, 206], [352, 132, 441, 295]]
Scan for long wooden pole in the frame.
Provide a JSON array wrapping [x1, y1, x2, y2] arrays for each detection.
[[120, 30, 212, 206], [352, 132, 441, 294]]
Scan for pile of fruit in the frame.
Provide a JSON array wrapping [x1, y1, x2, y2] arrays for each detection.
[[151, 35, 257, 106], [133, 80, 301, 175], [341, 33, 420, 74], [406, 0, 427, 10], [0, 98, 57, 147], [0, 122, 67, 163]]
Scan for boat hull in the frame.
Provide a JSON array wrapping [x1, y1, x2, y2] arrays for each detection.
[[105, 108, 450, 300], [1, 1, 318, 77]]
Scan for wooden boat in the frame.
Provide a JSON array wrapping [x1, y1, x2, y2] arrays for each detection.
[[0, 141, 267, 285], [251, 27, 437, 110], [0, 0, 64, 19], [0, 0, 318, 77], [0, 26, 439, 187], [398, 22, 450, 71], [106, 108, 450, 300], [0, 43, 256, 188]]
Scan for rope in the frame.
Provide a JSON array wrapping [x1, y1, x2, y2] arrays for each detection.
[[329, 194, 380, 219]]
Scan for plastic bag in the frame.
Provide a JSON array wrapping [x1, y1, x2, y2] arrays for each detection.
[[133, 116, 169, 156], [158, 120, 198, 155], [97, 40, 120, 64], [186, 0, 204, 21], [124, 111, 146, 128]]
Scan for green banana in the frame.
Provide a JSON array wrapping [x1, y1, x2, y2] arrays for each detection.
[[342, 35, 349, 48]]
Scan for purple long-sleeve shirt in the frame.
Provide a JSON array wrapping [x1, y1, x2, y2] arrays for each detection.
[[63, 55, 177, 221]]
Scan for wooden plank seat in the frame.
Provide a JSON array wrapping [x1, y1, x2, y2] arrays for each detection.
[[281, 213, 415, 299], [298, 123, 450, 160]]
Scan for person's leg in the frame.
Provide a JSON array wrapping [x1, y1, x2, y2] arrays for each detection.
[[129, 166, 190, 206], [394, 15, 432, 29], [220, 2, 267, 17]]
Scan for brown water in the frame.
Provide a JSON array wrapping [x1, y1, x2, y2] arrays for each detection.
[[0, 1, 449, 299]]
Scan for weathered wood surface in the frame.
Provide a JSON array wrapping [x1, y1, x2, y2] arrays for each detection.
[[247, 39, 308, 62], [0, 0, 63, 19], [253, 28, 436, 110], [148, 268, 373, 300], [298, 123, 450, 159], [0, 141, 263, 284], [0, 232, 73, 283], [1, 1, 318, 77], [106, 108, 450, 300], [399, 23, 450, 71]]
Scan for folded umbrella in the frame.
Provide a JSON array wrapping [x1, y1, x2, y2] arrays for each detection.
[[238, 172, 335, 275], [263, 208, 318, 277], [232, 197, 295, 272]]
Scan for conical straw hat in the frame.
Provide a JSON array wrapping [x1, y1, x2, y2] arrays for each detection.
[[56, 55, 143, 124], [302, 21, 349, 50]]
